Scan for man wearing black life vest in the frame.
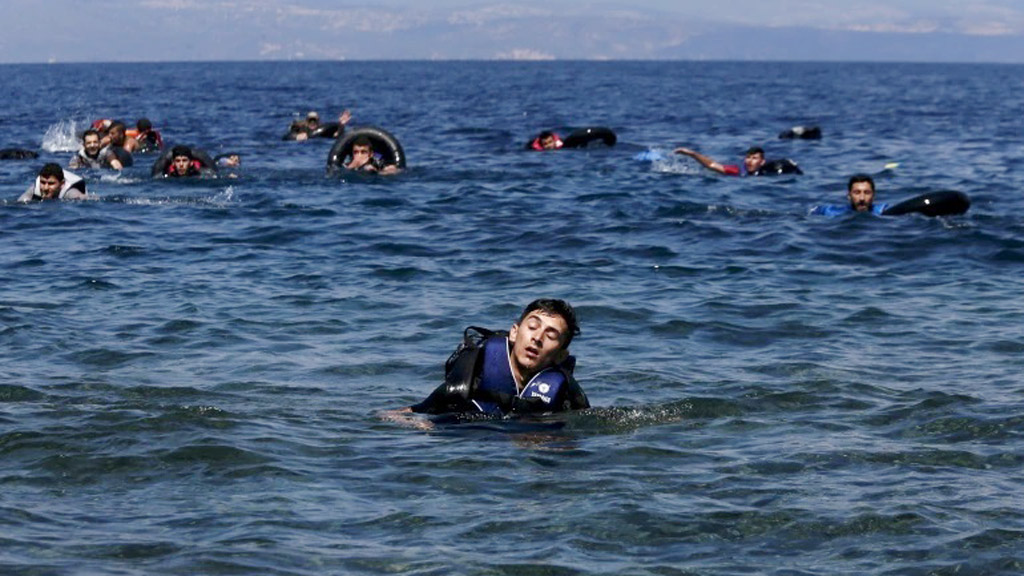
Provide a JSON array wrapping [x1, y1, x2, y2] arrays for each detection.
[[165, 146, 203, 178], [391, 299, 589, 421]]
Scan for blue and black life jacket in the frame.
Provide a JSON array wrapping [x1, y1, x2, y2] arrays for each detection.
[[471, 335, 571, 415], [410, 326, 588, 417]]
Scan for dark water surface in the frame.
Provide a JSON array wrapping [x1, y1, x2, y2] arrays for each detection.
[[2, 61, 1024, 575]]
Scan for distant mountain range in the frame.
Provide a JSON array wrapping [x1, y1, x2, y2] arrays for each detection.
[[3, 2, 1023, 63]]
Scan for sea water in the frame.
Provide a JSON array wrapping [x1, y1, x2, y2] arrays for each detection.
[[1, 61, 1023, 575]]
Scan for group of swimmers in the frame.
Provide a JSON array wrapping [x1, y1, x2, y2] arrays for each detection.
[[15, 108, 413, 201], [14, 114, 968, 219]]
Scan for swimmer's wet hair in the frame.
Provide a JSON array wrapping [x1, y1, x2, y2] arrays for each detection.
[[848, 174, 875, 192], [38, 163, 64, 181], [171, 145, 193, 160], [518, 298, 580, 347]]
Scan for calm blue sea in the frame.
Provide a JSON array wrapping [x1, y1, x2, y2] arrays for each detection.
[[2, 61, 1024, 575]]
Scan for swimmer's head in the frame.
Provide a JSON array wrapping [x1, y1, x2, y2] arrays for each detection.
[[847, 174, 876, 212], [508, 298, 579, 380], [517, 298, 580, 348], [108, 121, 127, 145], [171, 146, 194, 174], [744, 147, 765, 173], [37, 163, 65, 198], [351, 136, 374, 159], [137, 118, 152, 132], [82, 129, 102, 156], [215, 153, 241, 167], [538, 131, 559, 150]]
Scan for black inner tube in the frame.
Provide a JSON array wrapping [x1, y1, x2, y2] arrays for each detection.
[[756, 159, 803, 175], [327, 126, 406, 169], [882, 190, 970, 217], [562, 127, 617, 149]]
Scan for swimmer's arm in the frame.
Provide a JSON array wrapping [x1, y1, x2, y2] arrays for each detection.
[[674, 147, 728, 174], [378, 407, 434, 430]]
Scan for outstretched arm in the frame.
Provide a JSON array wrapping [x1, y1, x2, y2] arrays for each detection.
[[674, 147, 729, 174]]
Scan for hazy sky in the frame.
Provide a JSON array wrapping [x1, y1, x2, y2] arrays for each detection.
[[3, 0, 1024, 63]]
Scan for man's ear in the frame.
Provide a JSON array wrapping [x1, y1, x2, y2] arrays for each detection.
[[508, 323, 519, 342]]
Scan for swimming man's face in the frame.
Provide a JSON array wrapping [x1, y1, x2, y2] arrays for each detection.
[[508, 312, 569, 381], [848, 181, 875, 212], [540, 136, 557, 150], [38, 174, 63, 198], [744, 152, 765, 174], [173, 155, 192, 174], [108, 125, 125, 146], [83, 134, 101, 157], [352, 145, 372, 165]]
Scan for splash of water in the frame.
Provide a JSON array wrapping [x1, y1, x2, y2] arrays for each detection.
[[41, 119, 83, 153]]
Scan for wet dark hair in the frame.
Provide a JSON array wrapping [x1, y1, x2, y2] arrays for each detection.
[[518, 298, 580, 347], [745, 146, 765, 157], [82, 128, 100, 141], [109, 120, 126, 132], [848, 174, 875, 192], [352, 136, 373, 149], [171, 145, 193, 160], [137, 118, 152, 131], [38, 163, 65, 181], [538, 130, 556, 140]]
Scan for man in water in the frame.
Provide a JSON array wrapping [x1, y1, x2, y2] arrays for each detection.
[[531, 130, 563, 151], [289, 109, 352, 141], [131, 118, 163, 153], [18, 163, 88, 202], [344, 136, 400, 174], [673, 145, 767, 176], [69, 129, 123, 170], [99, 121, 135, 167], [812, 175, 889, 216], [382, 299, 589, 424], [164, 145, 204, 178]]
